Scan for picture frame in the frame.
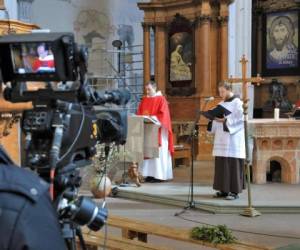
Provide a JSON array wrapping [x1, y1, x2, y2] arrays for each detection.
[[262, 10, 300, 76]]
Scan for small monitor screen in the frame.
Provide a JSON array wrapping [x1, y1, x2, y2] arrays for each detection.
[[10, 42, 56, 74]]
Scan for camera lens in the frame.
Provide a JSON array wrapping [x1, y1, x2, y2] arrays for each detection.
[[71, 196, 108, 231]]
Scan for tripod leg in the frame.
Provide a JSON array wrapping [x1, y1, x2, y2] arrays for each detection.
[[76, 227, 87, 250]]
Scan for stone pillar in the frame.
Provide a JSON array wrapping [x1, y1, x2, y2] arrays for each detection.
[[154, 23, 167, 93], [17, 0, 34, 23], [218, 16, 229, 81], [142, 23, 151, 86]]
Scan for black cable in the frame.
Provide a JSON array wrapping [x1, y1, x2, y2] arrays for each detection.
[[177, 214, 300, 240]]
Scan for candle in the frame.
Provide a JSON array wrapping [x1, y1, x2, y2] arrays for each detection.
[[274, 108, 280, 121]]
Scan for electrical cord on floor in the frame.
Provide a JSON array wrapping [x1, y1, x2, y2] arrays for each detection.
[[177, 214, 300, 240]]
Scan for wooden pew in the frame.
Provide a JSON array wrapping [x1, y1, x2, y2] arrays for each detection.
[[81, 214, 272, 250], [81, 228, 171, 250], [107, 215, 271, 250]]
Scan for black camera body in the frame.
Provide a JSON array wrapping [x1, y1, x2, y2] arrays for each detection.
[[0, 32, 130, 248], [22, 103, 97, 172], [0, 32, 129, 171]]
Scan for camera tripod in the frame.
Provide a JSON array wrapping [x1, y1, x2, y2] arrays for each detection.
[[62, 220, 87, 250]]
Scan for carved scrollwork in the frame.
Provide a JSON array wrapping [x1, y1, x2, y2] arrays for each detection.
[[198, 15, 213, 24], [0, 113, 21, 138], [142, 22, 155, 28]]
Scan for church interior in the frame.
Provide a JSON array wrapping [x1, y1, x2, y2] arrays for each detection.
[[1, 0, 300, 249]]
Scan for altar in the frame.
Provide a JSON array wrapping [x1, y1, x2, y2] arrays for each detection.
[[249, 119, 300, 184]]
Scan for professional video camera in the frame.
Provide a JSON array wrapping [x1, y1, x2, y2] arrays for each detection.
[[0, 32, 130, 249]]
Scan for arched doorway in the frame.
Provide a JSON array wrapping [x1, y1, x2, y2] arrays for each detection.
[[266, 160, 281, 182]]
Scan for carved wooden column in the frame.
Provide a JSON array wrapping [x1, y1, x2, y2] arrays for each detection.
[[154, 23, 167, 93], [194, 18, 201, 95], [142, 23, 151, 86], [199, 0, 212, 97], [219, 0, 229, 81], [198, 15, 212, 97], [218, 16, 229, 81]]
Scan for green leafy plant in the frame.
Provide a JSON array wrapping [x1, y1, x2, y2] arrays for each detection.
[[191, 225, 236, 245]]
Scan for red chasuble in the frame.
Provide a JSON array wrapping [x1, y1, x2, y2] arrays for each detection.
[[137, 95, 174, 155]]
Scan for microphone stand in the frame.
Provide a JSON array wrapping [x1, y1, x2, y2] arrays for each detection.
[[174, 99, 210, 216]]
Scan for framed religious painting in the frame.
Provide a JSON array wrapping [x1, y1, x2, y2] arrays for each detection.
[[262, 10, 300, 76], [166, 13, 195, 96]]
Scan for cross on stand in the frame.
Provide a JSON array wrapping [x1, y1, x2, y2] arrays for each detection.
[[226, 55, 264, 217]]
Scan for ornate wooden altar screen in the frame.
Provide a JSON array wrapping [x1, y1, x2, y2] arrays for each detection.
[[0, 19, 38, 163], [138, 0, 234, 159]]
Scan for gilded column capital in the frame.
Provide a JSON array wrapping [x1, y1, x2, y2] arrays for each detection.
[[141, 22, 154, 29], [197, 15, 213, 25], [217, 16, 229, 26]]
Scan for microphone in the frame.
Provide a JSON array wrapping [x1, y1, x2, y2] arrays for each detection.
[[204, 96, 214, 102], [94, 89, 131, 105]]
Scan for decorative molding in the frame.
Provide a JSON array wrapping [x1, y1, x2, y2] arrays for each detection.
[[141, 22, 155, 28], [251, 123, 300, 138], [198, 15, 213, 24], [258, 0, 299, 13], [167, 13, 193, 32]]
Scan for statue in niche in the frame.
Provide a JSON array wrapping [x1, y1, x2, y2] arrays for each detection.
[[170, 43, 192, 81], [263, 79, 292, 114], [166, 13, 194, 96]]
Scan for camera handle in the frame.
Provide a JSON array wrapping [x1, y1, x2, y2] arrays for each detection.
[[49, 110, 65, 200]]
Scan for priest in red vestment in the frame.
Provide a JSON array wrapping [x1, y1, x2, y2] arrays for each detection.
[[137, 81, 174, 182], [32, 43, 55, 73]]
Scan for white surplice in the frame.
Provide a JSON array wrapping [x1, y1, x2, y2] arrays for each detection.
[[209, 97, 246, 159]]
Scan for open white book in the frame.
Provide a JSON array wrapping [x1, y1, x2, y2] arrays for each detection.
[[132, 115, 161, 126]]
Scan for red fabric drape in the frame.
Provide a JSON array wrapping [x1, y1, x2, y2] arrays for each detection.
[[137, 96, 174, 155]]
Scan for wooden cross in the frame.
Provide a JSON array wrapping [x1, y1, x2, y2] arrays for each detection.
[[226, 55, 264, 115]]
